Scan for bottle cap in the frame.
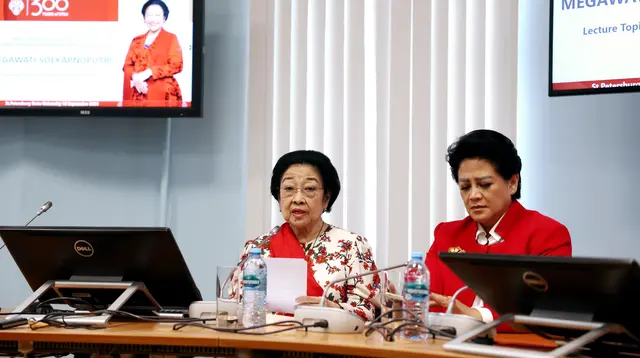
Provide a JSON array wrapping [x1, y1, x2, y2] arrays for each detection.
[[410, 251, 424, 260], [250, 247, 262, 255]]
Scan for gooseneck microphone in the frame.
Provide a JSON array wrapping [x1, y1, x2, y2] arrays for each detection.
[[25, 201, 53, 226], [239, 225, 280, 266], [446, 286, 470, 314], [319, 262, 408, 308], [293, 261, 409, 334], [0, 201, 53, 251]]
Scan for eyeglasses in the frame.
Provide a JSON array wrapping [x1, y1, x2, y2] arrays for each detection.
[[280, 186, 324, 199]]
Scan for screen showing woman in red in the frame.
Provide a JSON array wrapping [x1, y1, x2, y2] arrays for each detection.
[[122, 0, 184, 107]]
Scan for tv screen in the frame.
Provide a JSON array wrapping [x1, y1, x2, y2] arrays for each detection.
[[549, 0, 640, 97], [0, 0, 204, 117]]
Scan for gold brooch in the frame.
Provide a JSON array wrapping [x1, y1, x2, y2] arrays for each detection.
[[448, 246, 465, 253]]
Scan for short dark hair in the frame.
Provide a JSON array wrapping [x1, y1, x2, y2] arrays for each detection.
[[270, 150, 341, 212], [142, 0, 169, 20], [446, 129, 522, 200]]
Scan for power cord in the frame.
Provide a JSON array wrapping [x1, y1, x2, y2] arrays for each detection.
[[4, 296, 329, 336], [0, 296, 97, 317], [16, 305, 216, 332], [29, 309, 214, 330], [17, 306, 326, 336], [172, 319, 329, 335], [35, 297, 98, 314], [365, 308, 457, 341]]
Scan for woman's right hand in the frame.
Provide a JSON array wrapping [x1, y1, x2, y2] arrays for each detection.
[[134, 80, 148, 94], [132, 72, 148, 94]]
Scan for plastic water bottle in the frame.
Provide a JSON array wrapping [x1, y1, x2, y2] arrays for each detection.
[[402, 251, 430, 340], [242, 247, 267, 328]]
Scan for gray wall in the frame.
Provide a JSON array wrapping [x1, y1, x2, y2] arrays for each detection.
[[517, 0, 640, 259], [0, 0, 250, 308]]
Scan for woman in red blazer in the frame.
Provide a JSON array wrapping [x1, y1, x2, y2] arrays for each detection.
[[122, 0, 184, 107], [427, 129, 572, 332]]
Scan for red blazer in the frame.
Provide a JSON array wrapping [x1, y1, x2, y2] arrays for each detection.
[[427, 200, 572, 332]]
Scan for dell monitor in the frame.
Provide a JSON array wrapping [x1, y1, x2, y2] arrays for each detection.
[[438, 253, 640, 336], [0, 226, 202, 316]]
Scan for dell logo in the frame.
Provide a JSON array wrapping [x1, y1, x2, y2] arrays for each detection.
[[522, 271, 549, 293], [74, 240, 94, 258]]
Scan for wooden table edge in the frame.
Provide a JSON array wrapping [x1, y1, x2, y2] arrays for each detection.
[[217, 335, 471, 358], [0, 329, 220, 348]]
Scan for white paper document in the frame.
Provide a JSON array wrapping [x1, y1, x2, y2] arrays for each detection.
[[264, 257, 307, 314]]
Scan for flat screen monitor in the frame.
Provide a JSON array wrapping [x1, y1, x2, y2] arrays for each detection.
[[438, 253, 640, 337], [0, 0, 204, 117], [0, 226, 202, 311], [549, 0, 640, 96]]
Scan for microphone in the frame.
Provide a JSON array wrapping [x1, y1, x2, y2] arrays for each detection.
[[0, 201, 53, 251], [238, 225, 280, 268], [294, 262, 409, 334], [25, 201, 53, 226], [319, 263, 407, 307]]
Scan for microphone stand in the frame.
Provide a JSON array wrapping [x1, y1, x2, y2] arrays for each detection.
[[319, 262, 408, 307], [446, 286, 470, 314], [0, 201, 52, 313], [314, 266, 485, 338], [294, 261, 409, 334], [428, 285, 491, 340], [0, 201, 53, 251], [24, 214, 43, 227]]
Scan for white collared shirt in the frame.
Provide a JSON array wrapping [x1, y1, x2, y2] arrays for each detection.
[[475, 213, 505, 246], [471, 214, 506, 323]]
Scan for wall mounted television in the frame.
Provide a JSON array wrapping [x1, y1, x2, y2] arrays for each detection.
[[0, 0, 204, 117], [549, 0, 640, 97]]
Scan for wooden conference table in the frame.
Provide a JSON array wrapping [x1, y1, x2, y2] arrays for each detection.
[[0, 317, 556, 358]]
